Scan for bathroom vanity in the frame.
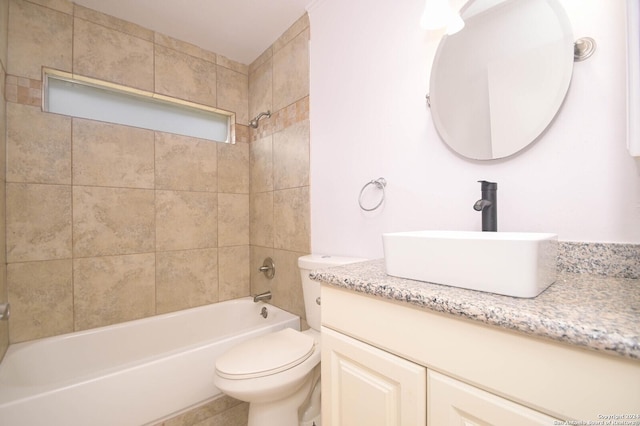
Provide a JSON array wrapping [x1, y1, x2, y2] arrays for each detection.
[[313, 260, 640, 425]]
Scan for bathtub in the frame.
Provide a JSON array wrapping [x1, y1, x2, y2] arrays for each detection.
[[0, 297, 299, 426]]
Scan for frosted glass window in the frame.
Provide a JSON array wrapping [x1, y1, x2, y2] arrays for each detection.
[[44, 72, 232, 143]]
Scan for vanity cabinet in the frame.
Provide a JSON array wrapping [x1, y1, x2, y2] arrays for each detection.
[[428, 370, 558, 425], [320, 285, 640, 424], [321, 327, 426, 426]]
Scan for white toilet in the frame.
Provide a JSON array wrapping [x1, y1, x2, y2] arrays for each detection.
[[213, 255, 365, 426]]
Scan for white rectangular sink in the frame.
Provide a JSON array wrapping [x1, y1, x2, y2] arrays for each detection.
[[382, 231, 558, 298]]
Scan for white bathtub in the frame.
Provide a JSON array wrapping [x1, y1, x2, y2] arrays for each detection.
[[0, 297, 299, 426]]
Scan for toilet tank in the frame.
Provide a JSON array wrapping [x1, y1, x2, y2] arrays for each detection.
[[298, 255, 366, 331]]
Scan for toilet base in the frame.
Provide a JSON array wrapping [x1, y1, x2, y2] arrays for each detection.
[[247, 373, 314, 426]]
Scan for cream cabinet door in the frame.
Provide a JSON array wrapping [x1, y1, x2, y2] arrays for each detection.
[[428, 370, 560, 425], [321, 327, 426, 426]]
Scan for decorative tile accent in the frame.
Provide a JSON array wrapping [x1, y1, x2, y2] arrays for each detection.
[[73, 186, 155, 257], [4, 74, 41, 106], [8, 259, 73, 342], [156, 248, 218, 314], [7, 102, 71, 184], [155, 132, 217, 192], [73, 119, 154, 189], [557, 242, 640, 279], [250, 96, 309, 142], [73, 253, 155, 330], [6, 183, 72, 262]]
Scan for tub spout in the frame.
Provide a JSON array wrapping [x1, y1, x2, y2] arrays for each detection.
[[253, 290, 272, 303]]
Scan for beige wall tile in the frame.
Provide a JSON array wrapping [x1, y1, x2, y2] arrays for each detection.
[[156, 248, 218, 314], [73, 186, 155, 257], [0, 0, 9, 70], [155, 45, 216, 106], [74, 4, 153, 41], [7, 183, 72, 262], [7, 0, 72, 79], [218, 246, 250, 301], [250, 245, 274, 297], [155, 132, 217, 192], [250, 135, 273, 193], [217, 66, 248, 126], [73, 253, 155, 330], [217, 56, 248, 75], [249, 46, 272, 76], [249, 191, 273, 247], [156, 190, 217, 251], [218, 142, 249, 193], [155, 32, 216, 63], [218, 193, 249, 247], [159, 394, 246, 426], [73, 17, 154, 91], [273, 119, 309, 190], [195, 402, 249, 426], [273, 13, 309, 52], [26, 0, 72, 14], [7, 103, 71, 184], [7, 259, 73, 342], [271, 249, 307, 319], [273, 187, 310, 252], [248, 58, 272, 122], [73, 119, 154, 188], [273, 28, 309, 112]]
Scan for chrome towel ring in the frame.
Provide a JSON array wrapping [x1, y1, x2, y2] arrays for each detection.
[[358, 177, 387, 211]]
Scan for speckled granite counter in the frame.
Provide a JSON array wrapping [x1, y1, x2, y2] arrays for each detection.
[[311, 259, 640, 360]]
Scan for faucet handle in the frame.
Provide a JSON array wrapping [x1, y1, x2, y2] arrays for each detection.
[[258, 257, 275, 279]]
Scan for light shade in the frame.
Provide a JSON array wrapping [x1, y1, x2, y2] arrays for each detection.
[[420, 0, 465, 34]]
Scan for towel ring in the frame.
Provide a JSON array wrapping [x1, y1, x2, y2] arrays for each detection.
[[358, 177, 387, 211]]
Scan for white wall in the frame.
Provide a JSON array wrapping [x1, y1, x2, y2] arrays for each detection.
[[307, 0, 639, 259]]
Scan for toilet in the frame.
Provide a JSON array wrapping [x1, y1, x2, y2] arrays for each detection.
[[213, 255, 365, 426]]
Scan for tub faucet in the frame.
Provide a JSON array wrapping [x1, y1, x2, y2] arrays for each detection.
[[253, 290, 272, 303], [473, 180, 497, 232]]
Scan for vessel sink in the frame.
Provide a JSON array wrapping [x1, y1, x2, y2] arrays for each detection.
[[382, 231, 558, 298]]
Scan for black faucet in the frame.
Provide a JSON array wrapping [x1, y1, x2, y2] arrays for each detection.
[[473, 180, 497, 232]]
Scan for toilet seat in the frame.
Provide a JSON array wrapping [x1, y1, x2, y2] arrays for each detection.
[[216, 328, 315, 380]]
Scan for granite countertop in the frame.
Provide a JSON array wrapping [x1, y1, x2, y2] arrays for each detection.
[[311, 259, 640, 360]]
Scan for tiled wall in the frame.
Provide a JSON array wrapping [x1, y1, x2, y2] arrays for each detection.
[[0, 0, 9, 360], [247, 15, 311, 323], [5, 0, 251, 343]]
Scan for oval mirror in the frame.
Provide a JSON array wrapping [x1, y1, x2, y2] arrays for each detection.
[[429, 0, 574, 160]]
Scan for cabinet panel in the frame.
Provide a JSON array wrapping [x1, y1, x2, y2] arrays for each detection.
[[428, 370, 559, 426], [322, 327, 426, 426]]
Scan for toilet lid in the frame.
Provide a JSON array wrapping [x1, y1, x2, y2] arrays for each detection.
[[215, 328, 315, 379]]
